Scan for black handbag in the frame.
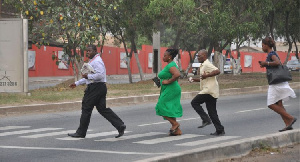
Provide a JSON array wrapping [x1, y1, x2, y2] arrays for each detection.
[[267, 64, 292, 85], [152, 77, 161, 88]]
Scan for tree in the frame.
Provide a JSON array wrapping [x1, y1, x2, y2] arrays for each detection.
[[198, 0, 272, 74], [104, 0, 153, 83], [147, 0, 197, 75], [4, 0, 109, 80]]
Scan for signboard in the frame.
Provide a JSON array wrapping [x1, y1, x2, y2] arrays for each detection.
[[0, 19, 28, 93], [148, 53, 153, 68], [244, 55, 252, 67], [120, 52, 127, 68], [58, 51, 69, 69]]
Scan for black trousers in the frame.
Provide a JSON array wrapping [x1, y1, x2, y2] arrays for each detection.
[[76, 82, 124, 136], [191, 94, 224, 132]]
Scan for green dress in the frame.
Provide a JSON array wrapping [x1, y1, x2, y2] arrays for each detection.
[[155, 61, 183, 118]]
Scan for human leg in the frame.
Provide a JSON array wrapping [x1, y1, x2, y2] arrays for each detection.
[[268, 100, 294, 125], [205, 95, 224, 134], [191, 94, 211, 124], [96, 84, 125, 138], [69, 87, 95, 137], [164, 116, 181, 136], [270, 100, 297, 131]]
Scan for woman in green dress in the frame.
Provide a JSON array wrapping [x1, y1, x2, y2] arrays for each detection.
[[155, 49, 183, 136]]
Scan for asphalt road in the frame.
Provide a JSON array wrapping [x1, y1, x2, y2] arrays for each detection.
[[0, 91, 299, 162]]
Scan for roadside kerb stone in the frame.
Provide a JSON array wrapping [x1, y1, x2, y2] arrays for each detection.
[[0, 82, 299, 116], [135, 129, 300, 162]]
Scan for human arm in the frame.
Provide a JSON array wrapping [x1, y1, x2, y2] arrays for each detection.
[[86, 57, 106, 82], [162, 66, 181, 84], [258, 55, 281, 68], [201, 69, 220, 80]]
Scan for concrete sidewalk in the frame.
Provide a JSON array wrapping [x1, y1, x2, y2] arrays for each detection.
[[137, 129, 300, 162]]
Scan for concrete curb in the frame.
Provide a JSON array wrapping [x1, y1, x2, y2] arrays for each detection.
[[0, 82, 299, 116], [135, 129, 300, 162]]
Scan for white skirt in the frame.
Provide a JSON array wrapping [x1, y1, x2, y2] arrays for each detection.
[[267, 82, 296, 106]]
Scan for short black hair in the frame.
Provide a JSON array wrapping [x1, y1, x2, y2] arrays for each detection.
[[166, 49, 179, 59], [88, 44, 97, 52]]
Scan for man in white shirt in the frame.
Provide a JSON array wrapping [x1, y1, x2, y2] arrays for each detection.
[[190, 49, 225, 136], [68, 45, 126, 138]]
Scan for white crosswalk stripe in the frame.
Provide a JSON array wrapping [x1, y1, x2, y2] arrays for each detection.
[[56, 131, 131, 141], [0, 126, 31, 131], [133, 134, 202, 144], [0, 128, 63, 137], [95, 132, 165, 142], [19, 130, 76, 138], [176, 136, 240, 146], [0, 126, 241, 147]]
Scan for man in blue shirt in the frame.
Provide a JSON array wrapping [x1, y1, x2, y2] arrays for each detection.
[[68, 44, 126, 138]]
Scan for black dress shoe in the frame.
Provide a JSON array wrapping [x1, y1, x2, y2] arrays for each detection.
[[198, 121, 212, 128], [115, 125, 126, 138], [68, 133, 85, 138], [210, 130, 225, 136]]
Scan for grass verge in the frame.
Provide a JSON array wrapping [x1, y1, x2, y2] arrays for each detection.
[[0, 72, 299, 107]]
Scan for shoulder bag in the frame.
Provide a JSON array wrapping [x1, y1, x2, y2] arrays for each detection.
[[267, 57, 292, 85]]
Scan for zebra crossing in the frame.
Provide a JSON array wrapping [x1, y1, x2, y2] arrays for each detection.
[[0, 126, 240, 147]]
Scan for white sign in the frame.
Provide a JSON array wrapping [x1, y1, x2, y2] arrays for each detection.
[[58, 51, 69, 69], [148, 53, 153, 68], [28, 51, 36, 70], [120, 52, 127, 68], [244, 55, 252, 67]]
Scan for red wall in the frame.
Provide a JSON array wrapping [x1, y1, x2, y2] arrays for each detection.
[[28, 44, 296, 77]]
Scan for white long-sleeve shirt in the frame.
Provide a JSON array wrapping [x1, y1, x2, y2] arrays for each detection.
[[75, 54, 106, 86]]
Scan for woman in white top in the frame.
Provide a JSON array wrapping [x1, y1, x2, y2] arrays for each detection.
[[258, 37, 297, 132]]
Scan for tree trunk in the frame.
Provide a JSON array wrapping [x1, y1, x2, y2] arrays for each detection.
[[172, 30, 182, 49], [269, 10, 277, 51], [177, 51, 182, 71], [214, 51, 224, 74], [284, 11, 292, 65], [292, 37, 299, 60], [125, 57, 132, 83], [131, 38, 145, 81], [233, 41, 241, 75], [183, 51, 195, 78], [121, 35, 133, 83]]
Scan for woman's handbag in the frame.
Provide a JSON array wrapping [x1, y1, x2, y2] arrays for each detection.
[[267, 64, 292, 85]]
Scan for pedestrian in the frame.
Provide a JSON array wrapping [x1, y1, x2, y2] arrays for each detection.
[[155, 49, 183, 136], [68, 44, 126, 138], [189, 49, 225, 136], [258, 37, 297, 132]]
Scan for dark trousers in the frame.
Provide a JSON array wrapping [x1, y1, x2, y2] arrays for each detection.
[[191, 94, 224, 132], [76, 82, 124, 136]]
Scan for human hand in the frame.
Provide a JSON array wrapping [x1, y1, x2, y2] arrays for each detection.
[[82, 74, 88, 79], [258, 61, 265, 68], [200, 71, 208, 80], [188, 77, 194, 83], [69, 83, 76, 89], [162, 80, 170, 84]]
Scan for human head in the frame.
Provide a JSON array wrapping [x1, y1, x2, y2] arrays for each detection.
[[87, 44, 97, 59], [197, 49, 208, 63], [262, 37, 275, 53], [163, 49, 178, 62]]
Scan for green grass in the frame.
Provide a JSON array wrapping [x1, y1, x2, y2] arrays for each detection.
[[0, 72, 299, 106]]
